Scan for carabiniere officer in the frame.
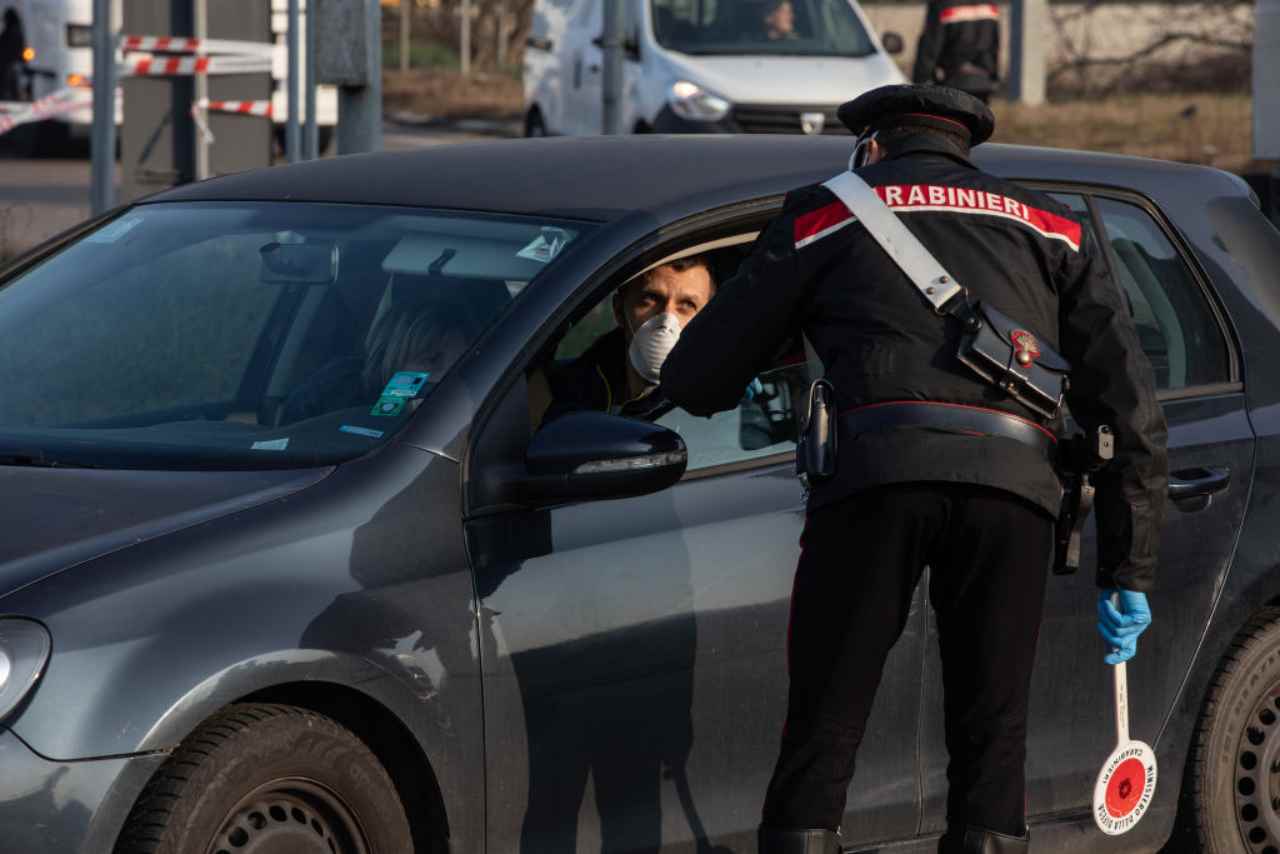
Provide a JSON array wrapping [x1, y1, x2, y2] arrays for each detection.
[[661, 85, 1169, 854]]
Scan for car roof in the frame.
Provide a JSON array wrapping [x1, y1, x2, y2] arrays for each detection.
[[148, 135, 1249, 223]]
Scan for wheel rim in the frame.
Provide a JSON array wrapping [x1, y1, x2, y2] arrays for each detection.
[[1234, 685, 1280, 854], [204, 777, 371, 854]]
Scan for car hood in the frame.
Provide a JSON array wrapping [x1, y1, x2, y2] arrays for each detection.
[[0, 464, 331, 603], [663, 52, 906, 105]]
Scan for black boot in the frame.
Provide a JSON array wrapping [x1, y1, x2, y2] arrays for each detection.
[[937, 824, 1030, 854], [757, 827, 842, 854]]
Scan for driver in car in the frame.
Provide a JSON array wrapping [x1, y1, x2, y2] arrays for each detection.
[[543, 257, 716, 424]]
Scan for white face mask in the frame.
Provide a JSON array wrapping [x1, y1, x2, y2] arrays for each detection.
[[628, 312, 682, 385]]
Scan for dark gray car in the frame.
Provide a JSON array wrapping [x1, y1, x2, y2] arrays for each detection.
[[0, 136, 1278, 854]]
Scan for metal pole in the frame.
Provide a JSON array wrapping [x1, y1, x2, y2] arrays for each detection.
[[460, 0, 471, 77], [1008, 0, 1046, 105], [601, 0, 624, 134], [90, 0, 115, 213], [1255, 0, 1279, 160], [305, 0, 318, 158], [400, 0, 411, 72], [194, 0, 209, 179], [287, 0, 301, 162], [336, 0, 381, 153]]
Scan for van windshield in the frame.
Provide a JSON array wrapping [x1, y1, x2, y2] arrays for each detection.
[[651, 0, 876, 57], [0, 202, 592, 470]]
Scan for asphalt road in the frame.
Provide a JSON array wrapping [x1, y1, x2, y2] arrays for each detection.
[[0, 119, 513, 260]]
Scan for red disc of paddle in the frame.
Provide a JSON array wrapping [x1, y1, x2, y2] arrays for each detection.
[[1105, 757, 1147, 817]]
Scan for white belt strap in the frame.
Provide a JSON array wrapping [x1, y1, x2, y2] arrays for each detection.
[[821, 171, 964, 314]]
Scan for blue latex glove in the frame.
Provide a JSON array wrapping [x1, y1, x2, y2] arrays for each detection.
[[743, 377, 765, 402], [1097, 589, 1152, 664]]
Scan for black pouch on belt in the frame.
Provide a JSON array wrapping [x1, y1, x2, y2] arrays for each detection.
[[796, 378, 837, 484], [954, 301, 1072, 420]]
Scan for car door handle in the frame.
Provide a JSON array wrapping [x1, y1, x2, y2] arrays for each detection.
[[588, 63, 601, 73], [1168, 466, 1231, 502]]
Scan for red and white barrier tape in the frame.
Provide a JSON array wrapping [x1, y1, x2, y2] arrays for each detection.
[[0, 87, 92, 137], [124, 53, 272, 77], [121, 34, 276, 59], [196, 97, 273, 118]]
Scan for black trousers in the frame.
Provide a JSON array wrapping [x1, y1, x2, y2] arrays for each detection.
[[761, 483, 1052, 837]]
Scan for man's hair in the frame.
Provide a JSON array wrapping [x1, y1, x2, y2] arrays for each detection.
[[876, 124, 970, 158], [620, 255, 717, 301]]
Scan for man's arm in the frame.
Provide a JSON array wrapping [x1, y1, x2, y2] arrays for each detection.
[[662, 195, 817, 417], [1059, 227, 1169, 592], [913, 1, 945, 84]]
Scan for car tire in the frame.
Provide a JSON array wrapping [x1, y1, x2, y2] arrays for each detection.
[[525, 107, 547, 137], [115, 703, 413, 854], [1184, 607, 1280, 854]]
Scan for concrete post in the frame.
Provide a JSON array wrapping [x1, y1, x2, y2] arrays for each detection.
[[90, 0, 116, 214], [601, 0, 624, 134], [287, 0, 301, 162], [305, 0, 318, 159], [316, 0, 381, 154], [1255, 0, 1279, 159], [400, 0, 411, 72], [460, 0, 471, 76], [1007, 0, 1046, 105], [194, 0, 209, 179]]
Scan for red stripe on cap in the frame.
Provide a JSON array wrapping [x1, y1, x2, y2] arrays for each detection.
[[900, 112, 971, 135], [794, 199, 854, 247]]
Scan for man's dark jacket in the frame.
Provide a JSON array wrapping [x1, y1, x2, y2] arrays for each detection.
[[543, 328, 629, 423], [913, 0, 1000, 94], [662, 140, 1168, 592]]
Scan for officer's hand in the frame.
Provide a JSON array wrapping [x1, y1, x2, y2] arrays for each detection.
[[1097, 589, 1152, 665], [743, 377, 765, 402]]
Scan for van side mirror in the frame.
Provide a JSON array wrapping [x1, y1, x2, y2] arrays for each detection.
[[523, 410, 687, 505], [881, 31, 905, 55]]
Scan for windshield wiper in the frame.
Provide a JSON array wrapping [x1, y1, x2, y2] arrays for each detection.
[[0, 453, 103, 470]]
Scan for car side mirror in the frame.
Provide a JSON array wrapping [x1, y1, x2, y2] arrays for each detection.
[[881, 31, 904, 55], [524, 410, 687, 505]]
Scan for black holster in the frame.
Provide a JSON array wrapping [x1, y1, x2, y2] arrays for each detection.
[[796, 379, 836, 488], [1053, 425, 1114, 575]]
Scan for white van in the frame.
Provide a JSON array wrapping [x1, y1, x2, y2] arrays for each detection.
[[9, 0, 335, 149], [523, 0, 906, 137]]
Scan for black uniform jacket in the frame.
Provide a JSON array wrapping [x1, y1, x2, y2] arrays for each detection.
[[912, 0, 1000, 93], [662, 142, 1168, 591]]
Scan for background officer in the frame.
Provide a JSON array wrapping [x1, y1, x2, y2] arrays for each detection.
[[913, 0, 1000, 102], [661, 85, 1168, 854]]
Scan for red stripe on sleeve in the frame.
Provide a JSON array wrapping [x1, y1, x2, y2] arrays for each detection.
[[1024, 206, 1082, 250], [793, 200, 853, 246]]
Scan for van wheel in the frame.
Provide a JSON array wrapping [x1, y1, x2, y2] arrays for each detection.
[[1184, 608, 1280, 853], [115, 703, 413, 854], [525, 107, 547, 137]]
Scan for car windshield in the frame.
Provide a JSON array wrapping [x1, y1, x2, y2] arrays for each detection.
[[0, 202, 592, 470], [650, 0, 875, 57]]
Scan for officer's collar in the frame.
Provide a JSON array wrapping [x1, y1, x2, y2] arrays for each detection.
[[887, 139, 977, 169]]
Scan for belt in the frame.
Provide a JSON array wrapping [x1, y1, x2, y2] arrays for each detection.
[[840, 401, 1056, 457]]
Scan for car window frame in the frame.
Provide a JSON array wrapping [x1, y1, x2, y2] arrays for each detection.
[[469, 195, 803, 492], [1019, 180, 1243, 402]]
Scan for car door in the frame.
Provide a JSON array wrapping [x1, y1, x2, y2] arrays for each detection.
[[916, 189, 1252, 836], [561, 0, 604, 135], [469, 249, 924, 852]]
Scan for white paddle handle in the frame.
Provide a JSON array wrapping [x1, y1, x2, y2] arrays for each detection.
[[1111, 593, 1131, 746], [1114, 659, 1130, 746]]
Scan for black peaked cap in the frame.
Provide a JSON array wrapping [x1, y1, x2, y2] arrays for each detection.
[[837, 84, 995, 145]]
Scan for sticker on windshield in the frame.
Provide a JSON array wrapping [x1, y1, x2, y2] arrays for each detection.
[[251, 437, 290, 451], [340, 425, 384, 439], [517, 227, 571, 263], [86, 215, 144, 244], [371, 396, 406, 417], [381, 371, 430, 399]]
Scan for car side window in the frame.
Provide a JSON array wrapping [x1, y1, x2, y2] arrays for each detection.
[[538, 243, 813, 473], [1091, 197, 1231, 391]]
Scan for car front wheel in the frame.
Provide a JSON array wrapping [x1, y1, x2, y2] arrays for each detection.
[[1186, 608, 1280, 854], [115, 703, 413, 854]]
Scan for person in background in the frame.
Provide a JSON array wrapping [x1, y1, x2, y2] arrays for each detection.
[[913, 0, 1000, 103], [0, 8, 26, 102]]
